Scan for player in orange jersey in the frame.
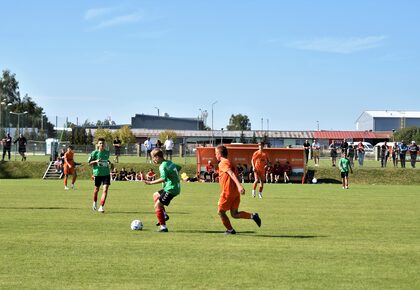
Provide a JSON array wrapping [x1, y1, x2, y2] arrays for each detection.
[[63, 145, 77, 190], [215, 145, 261, 234], [251, 142, 269, 198]]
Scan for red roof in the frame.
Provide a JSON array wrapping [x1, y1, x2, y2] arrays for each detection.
[[313, 131, 377, 139]]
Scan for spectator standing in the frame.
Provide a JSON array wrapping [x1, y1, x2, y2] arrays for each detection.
[[330, 142, 338, 167], [409, 141, 419, 168], [113, 136, 122, 163], [399, 140, 408, 168], [273, 161, 282, 183], [14, 133, 27, 161], [311, 139, 321, 167], [265, 162, 274, 183], [1, 133, 12, 161], [340, 139, 349, 157], [391, 142, 399, 168], [357, 141, 365, 167], [144, 137, 153, 163], [347, 144, 356, 167], [380, 141, 390, 168], [163, 136, 174, 160], [303, 139, 311, 164]]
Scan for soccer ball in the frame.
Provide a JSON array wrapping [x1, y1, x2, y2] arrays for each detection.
[[130, 219, 143, 230], [312, 178, 317, 184]]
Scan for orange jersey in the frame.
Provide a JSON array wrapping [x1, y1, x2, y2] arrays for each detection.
[[252, 150, 269, 171], [64, 151, 75, 167], [218, 158, 239, 199], [218, 158, 240, 211], [63, 151, 75, 175]]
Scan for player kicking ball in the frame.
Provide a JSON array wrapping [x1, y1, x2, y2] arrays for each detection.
[[215, 145, 261, 234], [144, 148, 181, 232]]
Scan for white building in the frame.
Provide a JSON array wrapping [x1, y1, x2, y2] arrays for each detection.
[[356, 111, 420, 131]]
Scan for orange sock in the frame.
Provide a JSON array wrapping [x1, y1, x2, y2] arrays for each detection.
[[156, 207, 166, 225], [238, 211, 252, 219], [221, 215, 233, 230]]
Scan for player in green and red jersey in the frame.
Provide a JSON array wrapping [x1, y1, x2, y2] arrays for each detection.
[[144, 148, 182, 232]]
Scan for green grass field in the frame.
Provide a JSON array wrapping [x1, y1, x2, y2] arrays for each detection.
[[0, 179, 419, 289]]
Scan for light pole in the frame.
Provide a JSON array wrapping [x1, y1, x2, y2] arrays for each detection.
[[41, 112, 46, 131], [154, 107, 160, 117], [211, 101, 217, 146], [221, 128, 224, 145], [10, 111, 28, 135]]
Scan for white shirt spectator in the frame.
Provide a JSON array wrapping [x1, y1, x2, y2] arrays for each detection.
[[164, 138, 174, 151], [144, 139, 152, 151]]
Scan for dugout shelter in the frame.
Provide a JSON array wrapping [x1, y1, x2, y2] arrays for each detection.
[[196, 144, 305, 183]]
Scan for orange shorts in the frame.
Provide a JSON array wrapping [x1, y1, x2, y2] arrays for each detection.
[[64, 166, 75, 175], [254, 169, 265, 181], [218, 194, 240, 212]]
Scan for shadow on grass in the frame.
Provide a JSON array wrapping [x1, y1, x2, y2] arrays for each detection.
[[174, 229, 326, 238], [0, 206, 78, 210]]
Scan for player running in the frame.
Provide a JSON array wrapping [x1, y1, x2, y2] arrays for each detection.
[[63, 145, 77, 190], [215, 145, 261, 234], [251, 142, 269, 198], [88, 138, 111, 213], [144, 148, 181, 232]]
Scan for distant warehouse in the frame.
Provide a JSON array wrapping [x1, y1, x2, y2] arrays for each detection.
[[356, 111, 420, 131]]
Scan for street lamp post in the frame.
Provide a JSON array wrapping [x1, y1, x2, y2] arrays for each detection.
[[221, 128, 224, 145], [0, 101, 5, 135], [10, 111, 28, 135], [154, 107, 160, 117], [211, 101, 217, 146]]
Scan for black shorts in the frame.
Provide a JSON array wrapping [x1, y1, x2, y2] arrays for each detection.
[[114, 147, 121, 156], [158, 189, 175, 206], [166, 149, 173, 155], [94, 175, 111, 187], [340, 172, 349, 178]]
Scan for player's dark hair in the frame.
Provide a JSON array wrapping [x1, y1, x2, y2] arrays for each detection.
[[216, 145, 228, 158], [97, 138, 105, 143]]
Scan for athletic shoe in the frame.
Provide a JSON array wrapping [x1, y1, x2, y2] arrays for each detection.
[[64, 186, 69, 190], [92, 202, 97, 211], [98, 206, 105, 213], [345, 186, 349, 189], [155, 213, 170, 226], [252, 213, 261, 227], [342, 186, 345, 189], [158, 228, 168, 232], [252, 190, 256, 198], [258, 192, 263, 199], [224, 229, 236, 235], [71, 184, 75, 190]]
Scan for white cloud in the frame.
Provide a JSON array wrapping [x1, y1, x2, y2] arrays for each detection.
[[84, 7, 114, 20], [289, 35, 387, 54], [92, 13, 143, 29]]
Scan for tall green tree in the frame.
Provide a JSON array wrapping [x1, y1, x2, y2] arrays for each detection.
[[394, 126, 420, 143], [159, 130, 177, 143], [226, 114, 251, 131], [115, 125, 136, 144]]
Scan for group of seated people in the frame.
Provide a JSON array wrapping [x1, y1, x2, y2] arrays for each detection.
[[111, 167, 157, 181], [201, 160, 293, 183]]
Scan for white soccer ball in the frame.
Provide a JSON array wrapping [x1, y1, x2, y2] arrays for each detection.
[[130, 219, 143, 230], [312, 178, 317, 184]]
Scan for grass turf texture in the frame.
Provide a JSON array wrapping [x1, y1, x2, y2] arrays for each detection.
[[0, 180, 419, 289]]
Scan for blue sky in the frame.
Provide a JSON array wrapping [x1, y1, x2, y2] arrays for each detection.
[[1, 0, 420, 131]]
